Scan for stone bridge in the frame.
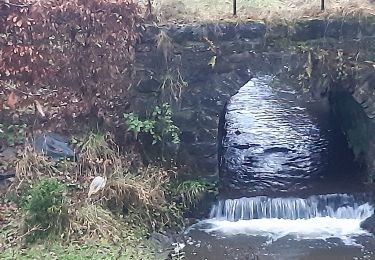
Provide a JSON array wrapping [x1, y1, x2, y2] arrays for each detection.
[[131, 18, 375, 179]]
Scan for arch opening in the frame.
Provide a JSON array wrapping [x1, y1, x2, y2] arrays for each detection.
[[217, 75, 364, 198]]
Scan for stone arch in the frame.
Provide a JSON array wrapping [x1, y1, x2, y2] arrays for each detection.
[[131, 20, 375, 178]]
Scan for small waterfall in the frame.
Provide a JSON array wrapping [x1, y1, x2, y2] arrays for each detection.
[[210, 194, 374, 221]]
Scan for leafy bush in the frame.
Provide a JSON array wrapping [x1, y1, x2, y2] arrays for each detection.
[[0, 0, 142, 127], [21, 178, 68, 242], [124, 103, 180, 145]]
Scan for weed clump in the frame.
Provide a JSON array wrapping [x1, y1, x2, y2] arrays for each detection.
[[174, 180, 209, 208], [16, 146, 54, 180], [69, 204, 147, 243], [21, 178, 68, 242]]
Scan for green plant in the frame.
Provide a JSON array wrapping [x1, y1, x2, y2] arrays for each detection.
[[21, 178, 68, 242], [171, 180, 212, 208], [80, 132, 116, 162], [178, 181, 205, 207], [124, 103, 180, 145], [124, 112, 156, 140], [152, 103, 180, 144], [0, 241, 154, 260], [0, 123, 27, 146]]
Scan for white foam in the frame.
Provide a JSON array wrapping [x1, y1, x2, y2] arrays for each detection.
[[210, 195, 374, 220], [195, 217, 371, 246]]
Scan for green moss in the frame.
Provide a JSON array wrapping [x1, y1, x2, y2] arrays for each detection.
[[267, 36, 309, 50]]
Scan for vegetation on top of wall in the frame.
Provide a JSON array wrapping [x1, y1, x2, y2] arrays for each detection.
[[152, 0, 375, 23]]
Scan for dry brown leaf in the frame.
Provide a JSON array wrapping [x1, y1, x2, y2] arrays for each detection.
[[7, 92, 18, 109], [34, 100, 46, 118]]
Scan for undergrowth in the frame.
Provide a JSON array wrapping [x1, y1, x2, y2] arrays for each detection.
[[1, 241, 154, 260], [1, 131, 210, 256], [173, 180, 210, 208], [21, 178, 68, 242]]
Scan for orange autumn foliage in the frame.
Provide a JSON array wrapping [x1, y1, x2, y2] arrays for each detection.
[[0, 0, 143, 126]]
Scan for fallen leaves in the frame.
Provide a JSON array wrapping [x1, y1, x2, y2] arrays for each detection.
[[7, 91, 18, 109], [34, 100, 46, 118], [0, 0, 142, 129]]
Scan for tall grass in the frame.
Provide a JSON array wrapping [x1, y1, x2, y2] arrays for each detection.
[[155, 0, 375, 23], [4, 131, 210, 253]]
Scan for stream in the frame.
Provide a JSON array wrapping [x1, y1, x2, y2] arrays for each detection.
[[183, 76, 375, 260]]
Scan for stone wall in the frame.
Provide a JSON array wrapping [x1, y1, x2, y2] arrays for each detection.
[[328, 66, 375, 180], [131, 18, 375, 179]]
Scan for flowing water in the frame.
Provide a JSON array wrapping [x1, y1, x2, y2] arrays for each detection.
[[184, 76, 375, 260]]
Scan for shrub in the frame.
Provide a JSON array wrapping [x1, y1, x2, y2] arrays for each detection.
[[124, 103, 181, 145], [0, 0, 142, 127], [21, 178, 68, 242]]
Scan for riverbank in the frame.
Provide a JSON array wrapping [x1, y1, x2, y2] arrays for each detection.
[[1, 241, 154, 260], [0, 132, 212, 259]]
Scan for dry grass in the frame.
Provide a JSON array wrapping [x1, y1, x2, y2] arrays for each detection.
[[154, 0, 375, 23], [160, 69, 188, 105], [12, 144, 81, 197], [79, 133, 170, 209], [102, 165, 182, 230], [156, 30, 173, 63], [2, 131, 185, 251], [68, 204, 145, 243], [79, 132, 121, 177], [15, 146, 54, 180], [105, 167, 169, 209], [74, 132, 182, 230]]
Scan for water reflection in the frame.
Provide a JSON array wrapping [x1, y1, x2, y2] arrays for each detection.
[[220, 76, 360, 196]]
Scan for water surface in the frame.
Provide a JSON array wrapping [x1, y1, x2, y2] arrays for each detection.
[[184, 76, 374, 260]]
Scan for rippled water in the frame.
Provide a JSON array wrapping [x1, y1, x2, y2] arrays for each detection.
[[184, 76, 375, 260], [220, 76, 360, 196]]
